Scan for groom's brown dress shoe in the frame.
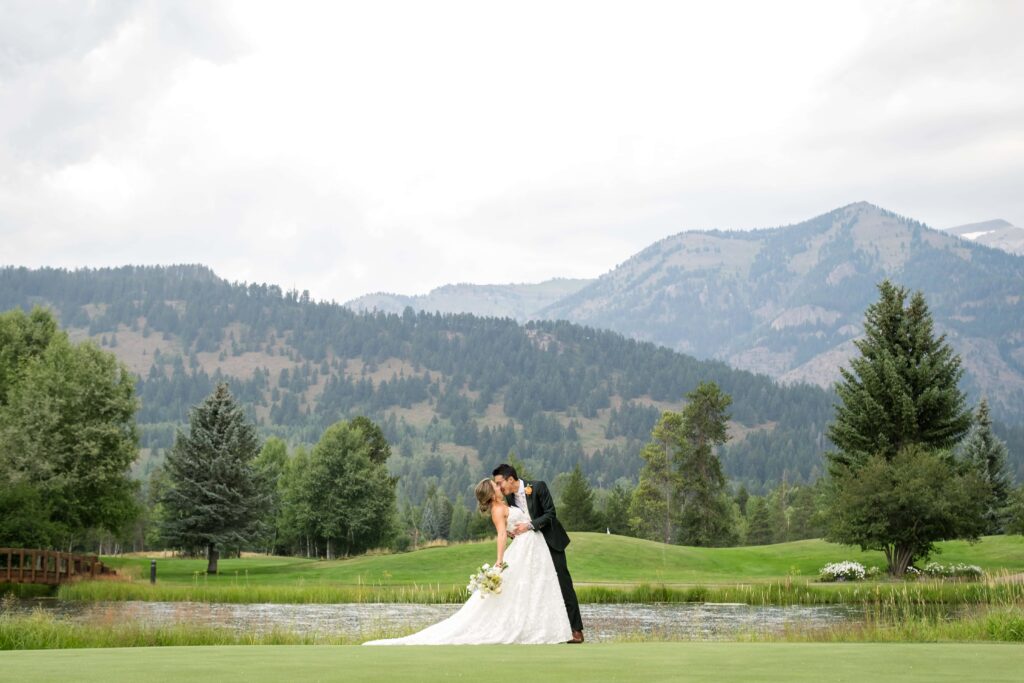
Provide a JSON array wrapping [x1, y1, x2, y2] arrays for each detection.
[[567, 630, 584, 644]]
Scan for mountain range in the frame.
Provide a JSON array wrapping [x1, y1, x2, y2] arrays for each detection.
[[348, 203, 1024, 423], [0, 265, 848, 503]]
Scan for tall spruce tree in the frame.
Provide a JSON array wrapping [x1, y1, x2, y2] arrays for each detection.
[[630, 382, 736, 546], [602, 482, 633, 535], [744, 497, 776, 546], [676, 382, 736, 547], [829, 281, 972, 468], [629, 412, 684, 543], [559, 463, 601, 531], [161, 383, 267, 573], [825, 282, 982, 575], [962, 399, 1012, 534]]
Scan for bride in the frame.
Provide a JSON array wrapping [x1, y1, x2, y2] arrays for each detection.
[[363, 479, 572, 645]]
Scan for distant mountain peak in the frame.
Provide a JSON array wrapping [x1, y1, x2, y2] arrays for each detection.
[[944, 219, 1024, 256]]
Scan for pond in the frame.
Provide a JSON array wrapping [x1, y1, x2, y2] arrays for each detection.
[[7, 600, 864, 642]]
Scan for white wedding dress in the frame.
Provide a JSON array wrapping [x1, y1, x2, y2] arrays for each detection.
[[364, 506, 572, 645]]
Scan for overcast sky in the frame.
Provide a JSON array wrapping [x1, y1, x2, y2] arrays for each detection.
[[2, 1, 1022, 302]]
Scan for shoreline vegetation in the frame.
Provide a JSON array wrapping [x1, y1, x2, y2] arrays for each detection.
[[4, 533, 1023, 606], [2, 604, 1022, 650], [25, 574, 1024, 607]]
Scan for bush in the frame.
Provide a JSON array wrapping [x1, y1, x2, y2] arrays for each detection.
[[819, 561, 866, 582], [923, 562, 984, 580]]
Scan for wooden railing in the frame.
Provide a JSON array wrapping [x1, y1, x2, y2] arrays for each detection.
[[0, 548, 114, 585]]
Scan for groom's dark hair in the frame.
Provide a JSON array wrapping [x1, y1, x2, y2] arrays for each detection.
[[492, 463, 518, 480]]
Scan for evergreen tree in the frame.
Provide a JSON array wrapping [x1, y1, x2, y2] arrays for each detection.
[[962, 399, 1012, 534], [421, 485, 454, 540], [826, 282, 981, 575], [602, 482, 633, 535], [676, 382, 737, 547], [629, 412, 684, 543], [1006, 486, 1024, 536], [744, 496, 776, 545], [734, 485, 750, 516], [828, 280, 972, 469], [161, 383, 267, 573], [559, 463, 601, 531]]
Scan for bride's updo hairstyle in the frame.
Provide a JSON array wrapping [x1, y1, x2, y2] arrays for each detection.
[[475, 479, 497, 513]]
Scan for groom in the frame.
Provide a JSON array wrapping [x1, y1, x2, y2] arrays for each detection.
[[492, 463, 584, 644]]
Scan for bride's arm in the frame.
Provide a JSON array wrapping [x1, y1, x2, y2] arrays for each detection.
[[491, 505, 507, 565]]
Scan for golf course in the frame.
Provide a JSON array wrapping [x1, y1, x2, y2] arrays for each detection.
[[46, 532, 1024, 605], [3, 643, 1022, 682]]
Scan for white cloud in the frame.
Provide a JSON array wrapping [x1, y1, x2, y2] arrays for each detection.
[[1, 0, 1022, 301]]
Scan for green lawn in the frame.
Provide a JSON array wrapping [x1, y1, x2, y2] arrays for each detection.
[[1, 643, 1021, 682], [101, 533, 1024, 587]]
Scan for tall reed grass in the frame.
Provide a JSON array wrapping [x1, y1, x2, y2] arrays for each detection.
[[0, 609, 413, 650], [51, 573, 1024, 606]]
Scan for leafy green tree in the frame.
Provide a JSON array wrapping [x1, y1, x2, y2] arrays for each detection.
[[308, 419, 397, 557], [559, 463, 601, 531], [278, 446, 316, 556], [827, 445, 987, 575], [160, 383, 267, 573], [254, 437, 289, 553], [826, 281, 981, 575], [0, 308, 139, 549], [962, 399, 1012, 534], [0, 483, 60, 548]]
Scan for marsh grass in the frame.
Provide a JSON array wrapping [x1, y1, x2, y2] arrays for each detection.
[[0, 608, 415, 650], [52, 573, 1024, 607], [0, 584, 55, 599], [739, 606, 1024, 643]]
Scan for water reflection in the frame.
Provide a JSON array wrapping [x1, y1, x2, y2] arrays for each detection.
[[7, 600, 862, 642]]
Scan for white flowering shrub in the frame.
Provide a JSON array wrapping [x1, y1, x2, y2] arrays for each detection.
[[819, 561, 867, 582], [922, 562, 984, 580]]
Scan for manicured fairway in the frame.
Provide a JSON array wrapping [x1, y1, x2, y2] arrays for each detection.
[[2, 643, 1021, 682], [99, 533, 1024, 587]]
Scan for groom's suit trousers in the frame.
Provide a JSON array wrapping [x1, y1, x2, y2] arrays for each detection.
[[549, 546, 583, 632]]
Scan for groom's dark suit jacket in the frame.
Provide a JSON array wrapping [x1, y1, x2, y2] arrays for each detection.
[[505, 480, 571, 551]]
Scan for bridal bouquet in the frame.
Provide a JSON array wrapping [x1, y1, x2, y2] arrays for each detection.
[[467, 561, 509, 598]]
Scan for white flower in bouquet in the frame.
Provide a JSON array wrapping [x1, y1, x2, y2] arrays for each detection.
[[467, 561, 509, 598]]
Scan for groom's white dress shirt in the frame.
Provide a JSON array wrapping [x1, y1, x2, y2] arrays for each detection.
[[514, 480, 533, 528]]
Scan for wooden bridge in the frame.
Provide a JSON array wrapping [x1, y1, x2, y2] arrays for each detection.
[[1, 548, 114, 585]]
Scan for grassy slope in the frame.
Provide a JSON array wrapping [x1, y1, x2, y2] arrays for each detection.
[[101, 534, 1024, 587], [2, 644, 1021, 683]]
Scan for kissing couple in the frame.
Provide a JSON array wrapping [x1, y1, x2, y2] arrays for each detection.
[[365, 463, 585, 645]]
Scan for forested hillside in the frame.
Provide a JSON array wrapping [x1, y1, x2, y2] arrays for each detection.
[[1, 266, 845, 504]]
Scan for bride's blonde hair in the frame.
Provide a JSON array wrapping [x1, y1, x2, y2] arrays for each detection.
[[475, 478, 498, 513]]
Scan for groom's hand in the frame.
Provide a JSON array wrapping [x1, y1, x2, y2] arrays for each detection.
[[512, 523, 531, 536]]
